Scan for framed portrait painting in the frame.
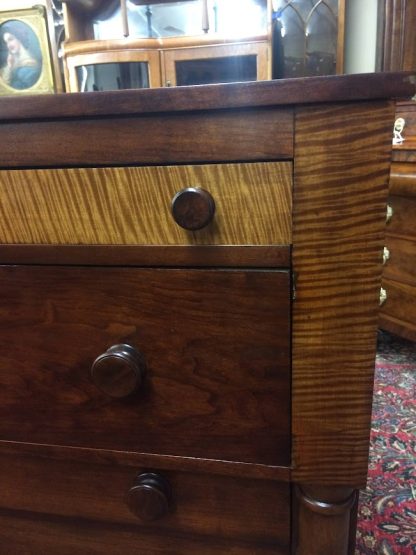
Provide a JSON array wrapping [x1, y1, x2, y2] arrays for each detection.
[[0, 6, 56, 95]]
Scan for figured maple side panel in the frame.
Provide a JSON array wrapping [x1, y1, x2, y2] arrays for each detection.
[[292, 101, 395, 486], [0, 162, 292, 246]]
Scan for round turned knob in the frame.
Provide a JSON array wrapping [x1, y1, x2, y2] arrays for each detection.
[[127, 473, 171, 522], [171, 187, 216, 231], [91, 344, 145, 399]]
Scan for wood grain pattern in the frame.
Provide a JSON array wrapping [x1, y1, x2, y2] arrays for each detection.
[[0, 72, 413, 121], [380, 0, 416, 71], [0, 266, 291, 466], [292, 101, 395, 486], [0, 109, 293, 167], [0, 162, 292, 245], [0, 453, 290, 554]]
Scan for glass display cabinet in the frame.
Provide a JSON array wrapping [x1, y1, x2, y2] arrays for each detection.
[[61, 0, 345, 91], [271, 0, 345, 78], [62, 0, 272, 91]]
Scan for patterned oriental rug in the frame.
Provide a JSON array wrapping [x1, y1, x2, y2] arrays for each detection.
[[356, 331, 416, 555]]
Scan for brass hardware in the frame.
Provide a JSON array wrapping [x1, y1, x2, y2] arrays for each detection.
[[386, 205, 394, 223], [379, 287, 387, 306], [392, 117, 406, 145], [383, 247, 390, 265]]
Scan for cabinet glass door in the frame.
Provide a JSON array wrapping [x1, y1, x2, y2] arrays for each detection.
[[76, 61, 150, 92], [272, 0, 343, 77], [164, 42, 269, 86], [175, 55, 257, 86]]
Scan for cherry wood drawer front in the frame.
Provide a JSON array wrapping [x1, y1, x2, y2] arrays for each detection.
[[379, 278, 416, 342], [0, 162, 292, 246], [389, 162, 416, 197], [0, 451, 291, 554], [386, 195, 416, 240], [384, 235, 416, 286], [0, 108, 294, 168], [0, 266, 291, 466]]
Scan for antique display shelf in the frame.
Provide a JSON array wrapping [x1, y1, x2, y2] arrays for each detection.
[[0, 72, 414, 554]]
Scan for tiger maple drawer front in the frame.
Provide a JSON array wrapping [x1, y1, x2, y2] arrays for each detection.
[[0, 265, 291, 466], [0, 452, 290, 555], [0, 162, 292, 246]]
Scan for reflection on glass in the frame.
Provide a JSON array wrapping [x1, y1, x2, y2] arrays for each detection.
[[76, 62, 149, 92], [93, 0, 267, 40], [306, 2, 336, 75], [272, 0, 339, 77], [175, 55, 257, 85]]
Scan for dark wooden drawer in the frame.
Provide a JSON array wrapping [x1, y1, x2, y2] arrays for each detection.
[[0, 448, 291, 555], [386, 194, 416, 240], [0, 265, 291, 466], [383, 235, 416, 286], [379, 277, 416, 340]]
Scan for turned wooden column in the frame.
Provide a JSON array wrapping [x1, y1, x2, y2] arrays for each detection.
[[293, 486, 358, 555]]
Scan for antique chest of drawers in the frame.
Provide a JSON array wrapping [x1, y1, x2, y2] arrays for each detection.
[[0, 73, 414, 554], [380, 100, 416, 341]]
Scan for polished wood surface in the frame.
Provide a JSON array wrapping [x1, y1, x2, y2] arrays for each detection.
[[390, 162, 416, 196], [294, 486, 358, 555], [127, 473, 171, 522], [379, 278, 416, 341], [380, 101, 416, 342], [91, 344, 146, 399], [171, 188, 216, 231], [0, 75, 414, 554], [0, 110, 293, 167], [0, 452, 290, 554], [0, 163, 292, 245], [0, 266, 291, 466], [0, 441, 292, 482], [0, 73, 413, 121], [380, 0, 416, 71], [0, 245, 291, 268], [385, 194, 416, 239], [292, 101, 394, 486]]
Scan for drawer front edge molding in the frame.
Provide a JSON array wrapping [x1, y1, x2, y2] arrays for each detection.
[[0, 245, 291, 268]]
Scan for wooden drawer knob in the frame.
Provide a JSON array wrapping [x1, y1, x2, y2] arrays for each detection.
[[91, 344, 145, 398], [127, 473, 171, 522], [171, 187, 216, 231]]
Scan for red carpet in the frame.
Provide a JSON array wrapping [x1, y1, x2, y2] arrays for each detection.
[[356, 331, 416, 554]]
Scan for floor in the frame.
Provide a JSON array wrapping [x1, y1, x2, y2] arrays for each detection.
[[355, 331, 416, 555]]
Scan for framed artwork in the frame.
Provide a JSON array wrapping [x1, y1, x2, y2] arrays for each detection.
[[0, 6, 56, 95]]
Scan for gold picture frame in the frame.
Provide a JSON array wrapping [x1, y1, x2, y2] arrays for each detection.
[[0, 6, 56, 95]]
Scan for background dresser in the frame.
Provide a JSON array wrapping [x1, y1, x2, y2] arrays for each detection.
[[0, 73, 414, 554], [380, 100, 416, 341]]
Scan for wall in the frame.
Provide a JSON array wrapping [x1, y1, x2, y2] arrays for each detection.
[[344, 0, 379, 73]]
